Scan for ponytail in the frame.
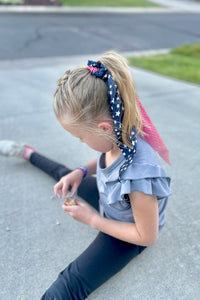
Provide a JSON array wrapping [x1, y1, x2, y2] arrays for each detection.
[[99, 52, 143, 147]]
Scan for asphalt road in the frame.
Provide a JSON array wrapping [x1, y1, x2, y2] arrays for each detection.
[[1, 12, 200, 60]]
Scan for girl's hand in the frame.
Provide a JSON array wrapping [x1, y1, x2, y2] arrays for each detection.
[[54, 169, 84, 199], [62, 200, 97, 226]]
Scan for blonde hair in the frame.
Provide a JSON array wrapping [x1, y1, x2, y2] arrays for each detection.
[[54, 51, 143, 147]]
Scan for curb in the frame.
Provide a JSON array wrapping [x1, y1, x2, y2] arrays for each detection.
[[1, 6, 200, 13], [0, 49, 171, 70]]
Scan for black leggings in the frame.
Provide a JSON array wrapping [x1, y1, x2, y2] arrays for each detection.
[[30, 153, 146, 300]]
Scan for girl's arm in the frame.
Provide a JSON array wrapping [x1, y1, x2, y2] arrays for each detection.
[[90, 191, 158, 246]]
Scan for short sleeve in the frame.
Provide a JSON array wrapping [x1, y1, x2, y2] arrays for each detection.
[[120, 177, 171, 201], [120, 162, 171, 201]]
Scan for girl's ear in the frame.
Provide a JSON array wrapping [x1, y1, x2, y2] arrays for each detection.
[[97, 121, 113, 135]]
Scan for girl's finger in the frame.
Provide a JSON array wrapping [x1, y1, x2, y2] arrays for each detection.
[[54, 182, 62, 197], [58, 191, 62, 199], [62, 203, 76, 213], [62, 183, 70, 198], [54, 185, 59, 197], [54, 180, 62, 190], [70, 183, 78, 198], [62, 203, 68, 212]]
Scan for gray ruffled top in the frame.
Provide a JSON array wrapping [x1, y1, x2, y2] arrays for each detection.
[[96, 136, 171, 232]]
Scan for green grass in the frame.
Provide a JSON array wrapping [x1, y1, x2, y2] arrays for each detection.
[[0, 0, 23, 3], [59, 0, 159, 7], [128, 44, 200, 85]]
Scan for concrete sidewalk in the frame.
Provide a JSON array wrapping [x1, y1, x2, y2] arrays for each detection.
[[0, 54, 200, 300], [151, 0, 200, 9]]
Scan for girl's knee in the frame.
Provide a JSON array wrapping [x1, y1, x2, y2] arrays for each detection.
[[41, 264, 89, 300], [41, 278, 66, 300], [41, 290, 57, 300], [41, 273, 72, 300]]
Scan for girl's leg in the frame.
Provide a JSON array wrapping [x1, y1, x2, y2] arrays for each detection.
[[41, 231, 146, 300], [30, 153, 99, 211], [30, 153, 146, 299], [30, 152, 71, 182]]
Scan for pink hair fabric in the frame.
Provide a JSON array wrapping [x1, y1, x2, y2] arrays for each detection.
[[137, 97, 170, 165], [87, 66, 100, 73]]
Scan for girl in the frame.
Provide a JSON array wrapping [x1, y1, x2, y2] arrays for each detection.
[[0, 52, 171, 300]]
